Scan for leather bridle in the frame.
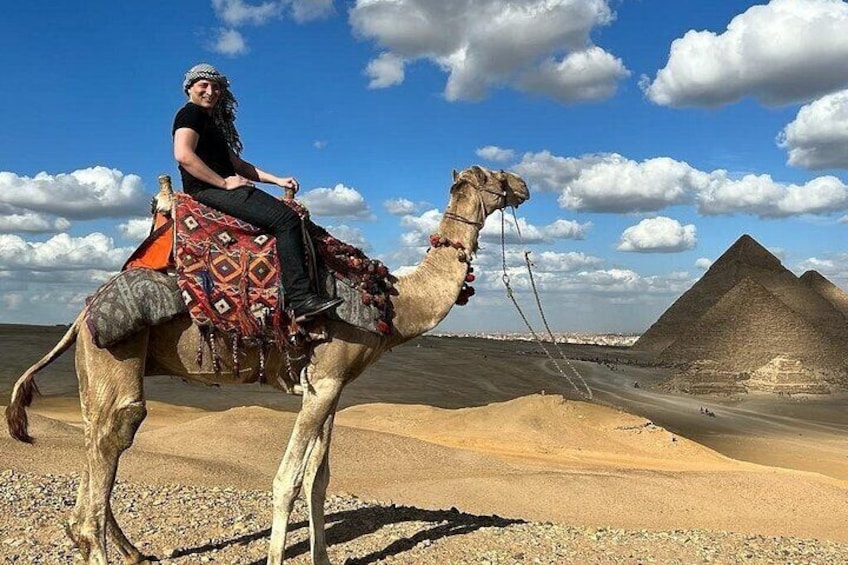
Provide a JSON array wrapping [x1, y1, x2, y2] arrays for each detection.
[[442, 177, 508, 229]]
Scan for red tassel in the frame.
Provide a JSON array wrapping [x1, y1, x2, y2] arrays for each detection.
[[465, 273, 475, 282], [376, 320, 390, 334]]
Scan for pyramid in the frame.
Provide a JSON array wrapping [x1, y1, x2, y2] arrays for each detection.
[[633, 234, 848, 354], [658, 277, 844, 372], [800, 270, 848, 318]]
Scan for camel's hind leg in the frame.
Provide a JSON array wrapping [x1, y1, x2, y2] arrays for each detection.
[[68, 326, 151, 565]]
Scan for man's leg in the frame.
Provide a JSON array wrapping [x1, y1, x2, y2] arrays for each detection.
[[192, 186, 342, 318]]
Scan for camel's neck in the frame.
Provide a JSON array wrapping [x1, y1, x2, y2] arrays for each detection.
[[390, 192, 483, 343]]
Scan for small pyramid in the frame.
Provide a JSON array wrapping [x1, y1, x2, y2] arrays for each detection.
[[747, 356, 831, 394], [659, 277, 843, 372], [800, 270, 848, 318], [634, 234, 848, 354]]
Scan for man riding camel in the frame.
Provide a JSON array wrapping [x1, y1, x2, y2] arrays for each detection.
[[172, 63, 342, 320]]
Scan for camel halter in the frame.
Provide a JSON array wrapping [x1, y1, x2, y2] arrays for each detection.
[[442, 174, 592, 400], [442, 177, 508, 228]]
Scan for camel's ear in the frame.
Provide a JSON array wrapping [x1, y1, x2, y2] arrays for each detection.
[[452, 169, 459, 183]]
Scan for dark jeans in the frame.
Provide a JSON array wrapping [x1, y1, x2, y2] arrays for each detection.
[[192, 186, 313, 303]]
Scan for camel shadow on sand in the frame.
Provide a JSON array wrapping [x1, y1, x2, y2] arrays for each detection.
[[169, 503, 524, 564]]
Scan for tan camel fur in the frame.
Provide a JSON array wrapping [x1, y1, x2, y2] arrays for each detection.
[[6, 166, 530, 565]]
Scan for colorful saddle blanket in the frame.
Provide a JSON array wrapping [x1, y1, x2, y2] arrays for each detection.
[[172, 193, 394, 340]]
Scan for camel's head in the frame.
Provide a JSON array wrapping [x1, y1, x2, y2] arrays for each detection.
[[451, 165, 530, 218]]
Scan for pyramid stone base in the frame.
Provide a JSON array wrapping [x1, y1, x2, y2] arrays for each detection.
[[661, 360, 748, 395], [747, 356, 831, 394]]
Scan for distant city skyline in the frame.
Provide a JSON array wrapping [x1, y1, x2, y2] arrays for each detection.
[[1, 0, 846, 332]]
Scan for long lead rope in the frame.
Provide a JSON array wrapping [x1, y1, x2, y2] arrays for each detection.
[[499, 209, 593, 400]]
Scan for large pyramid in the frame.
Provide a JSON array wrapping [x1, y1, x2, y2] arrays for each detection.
[[635, 234, 848, 393], [634, 234, 848, 354], [659, 277, 843, 371]]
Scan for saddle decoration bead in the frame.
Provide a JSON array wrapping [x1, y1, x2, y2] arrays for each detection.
[[429, 233, 475, 306]]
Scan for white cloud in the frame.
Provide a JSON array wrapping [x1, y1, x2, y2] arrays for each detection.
[[211, 28, 249, 56], [521, 153, 704, 212], [383, 198, 417, 216], [118, 218, 153, 241], [543, 219, 591, 240], [299, 183, 373, 219], [350, 0, 627, 103], [517, 46, 630, 104], [474, 266, 693, 296], [513, 151, 601, 193], [698, 173, 848, 217], [476, 146, 515, 163], [528, 251, 602, 273], [797, 256, 836, 273], [768, 246, 787, 261], [643, 0, 848, 107], [0, 233, 133, 273], [480, 214, 546, 244], [617, 217, 697, 253], [399, 208, 442, 236], [479, 214, 590, 244], [291, 0, 334, 22], [840, 215, 848, 223], [212, 0, 281, 26], [695, 257, 712, 270], [0, 213, 70, 234], [474, 247, 601, 274], [325, 224, 369, 251], [515, 150, 848, 217], [0, 167, 149, 220], [365, 52, 406, 89], [0, 286, 96, 325], [313, 140, 327, 149], [778, 89, 848, 169]]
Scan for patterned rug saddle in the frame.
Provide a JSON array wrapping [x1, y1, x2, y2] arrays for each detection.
[[98, 192, 394, 356], [171, 192, 395, 340]]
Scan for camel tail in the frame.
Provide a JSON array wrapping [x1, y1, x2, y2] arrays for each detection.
[[6, 314, 82, 443]]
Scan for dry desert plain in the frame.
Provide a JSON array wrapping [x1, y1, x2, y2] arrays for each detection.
[[1, 324, 847, 564]]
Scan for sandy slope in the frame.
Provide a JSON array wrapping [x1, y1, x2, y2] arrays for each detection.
[[2, 331, 848, 562], [4, 393, 847, 543]]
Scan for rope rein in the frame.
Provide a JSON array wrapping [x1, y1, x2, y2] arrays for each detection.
[[499, 208, 593, 401]]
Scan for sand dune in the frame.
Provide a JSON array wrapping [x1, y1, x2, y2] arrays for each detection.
[[2, 329, 848, 562], [5, 393, 848, 543]]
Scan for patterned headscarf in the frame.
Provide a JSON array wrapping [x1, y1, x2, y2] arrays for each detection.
[[183, 63, 243, 155]]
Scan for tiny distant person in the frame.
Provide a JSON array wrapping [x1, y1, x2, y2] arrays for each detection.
[[172, 63, 342, 320]]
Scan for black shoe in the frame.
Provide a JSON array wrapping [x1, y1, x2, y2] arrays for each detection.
[[291, 295, 344, 320]]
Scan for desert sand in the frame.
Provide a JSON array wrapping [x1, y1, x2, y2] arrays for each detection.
[[1, 327, 847, 563]]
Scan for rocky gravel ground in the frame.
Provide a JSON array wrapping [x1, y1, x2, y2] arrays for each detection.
[[1, 470, 846, 565]]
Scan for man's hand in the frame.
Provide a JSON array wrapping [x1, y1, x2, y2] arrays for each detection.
[[223, 174, 255, 190], [277, 176, 299, 193]]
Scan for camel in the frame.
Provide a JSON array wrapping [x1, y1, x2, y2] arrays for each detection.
[[6, 165, 530, 565]]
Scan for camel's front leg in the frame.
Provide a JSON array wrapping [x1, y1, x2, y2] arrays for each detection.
[[303, 410, 336, 565], [267, 377, 342, 565]]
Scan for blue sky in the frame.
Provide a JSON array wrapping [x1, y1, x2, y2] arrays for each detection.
[[1, 0, 846, 332]]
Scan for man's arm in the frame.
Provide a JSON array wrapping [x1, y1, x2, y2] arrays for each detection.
[[230, 152, 300, 194], [174, 128, 252, 190]]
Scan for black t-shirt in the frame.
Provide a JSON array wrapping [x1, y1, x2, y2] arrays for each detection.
[[172, 102, 235, 195]]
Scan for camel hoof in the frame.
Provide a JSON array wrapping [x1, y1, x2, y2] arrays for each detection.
[[63, 519, 88, 559]]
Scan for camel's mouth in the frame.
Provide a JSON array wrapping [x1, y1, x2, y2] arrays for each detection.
[[503, 172, 530, 208]]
